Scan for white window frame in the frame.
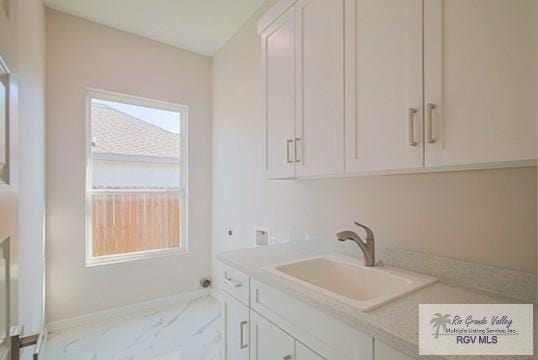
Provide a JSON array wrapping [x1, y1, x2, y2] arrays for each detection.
[[85, 89, 189, 267]]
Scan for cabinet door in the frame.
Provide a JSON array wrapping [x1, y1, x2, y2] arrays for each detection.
[[296, 342, 325, 360], [250, 311, 295, 360], [223, 293, 249, 360], [344, 0, 424, 173], [295, 0, 345, 177], [424, 0, 537, 167], [262, 6, 297, 179], [375, 341, 412, 360]]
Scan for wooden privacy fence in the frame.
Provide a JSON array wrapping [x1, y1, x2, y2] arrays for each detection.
[[91, 191, 180, 257]]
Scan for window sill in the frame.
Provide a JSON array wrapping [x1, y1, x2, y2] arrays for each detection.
[[85, 247, 188, 267]]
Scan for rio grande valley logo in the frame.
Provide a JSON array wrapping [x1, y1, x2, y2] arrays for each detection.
[[430, 313, 451, 339], [419, 304, 532, 355]]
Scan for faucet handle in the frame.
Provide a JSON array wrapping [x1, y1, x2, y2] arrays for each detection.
[[354, 221, 374, 241]]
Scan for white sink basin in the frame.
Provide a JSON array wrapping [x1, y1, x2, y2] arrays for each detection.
[[264, 254, 437, 312]]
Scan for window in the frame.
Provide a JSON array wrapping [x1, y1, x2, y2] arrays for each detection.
[[86, 90, 188, 266]]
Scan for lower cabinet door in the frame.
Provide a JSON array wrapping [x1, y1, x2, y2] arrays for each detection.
[[375, 341, 412, 360], [250, 310, 295, 360], [223, 293, 249, 360], [296, 342, 325, 360]]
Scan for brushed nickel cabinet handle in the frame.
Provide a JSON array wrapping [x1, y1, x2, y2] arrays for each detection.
[[286, 139, 294, 163], [294, 138, 301, 163], [408, 108, 418, 146], [223, 277, 241, 288], [427, 103, 436, 144], [239, 320, 248, 349]]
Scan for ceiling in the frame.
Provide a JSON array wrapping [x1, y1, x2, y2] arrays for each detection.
[[44, 0, 267, 56]]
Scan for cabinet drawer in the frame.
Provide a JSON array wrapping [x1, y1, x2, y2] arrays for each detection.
[[251, 279, 373, 360], [220, 263, 250, 306]]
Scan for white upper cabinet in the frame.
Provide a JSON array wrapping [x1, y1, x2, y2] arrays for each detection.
[[262, 6, 297, 179], [295, 0, 345, 177], [344, 0, 424, 173], [424, 0, 537, 168], [260, 0, 537, 178], [260, 0, 345, 179]]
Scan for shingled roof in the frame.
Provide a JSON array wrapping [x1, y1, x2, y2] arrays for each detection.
[[91, 103, 180, 159]]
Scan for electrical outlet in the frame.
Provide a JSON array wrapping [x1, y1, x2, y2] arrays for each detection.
[[255, 226, 270, 246]]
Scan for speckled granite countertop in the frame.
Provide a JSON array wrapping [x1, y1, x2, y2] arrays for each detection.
[[216, 244, 537, 360]]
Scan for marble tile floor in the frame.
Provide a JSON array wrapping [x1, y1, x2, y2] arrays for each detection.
[[44, 295, 223, 360]]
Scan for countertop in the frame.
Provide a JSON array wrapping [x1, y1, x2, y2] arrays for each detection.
[[216, 244, 537, 360]]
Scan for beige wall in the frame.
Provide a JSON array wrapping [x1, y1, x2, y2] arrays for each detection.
[[212, 1, 537, 274], [46, 9, 212, 322]]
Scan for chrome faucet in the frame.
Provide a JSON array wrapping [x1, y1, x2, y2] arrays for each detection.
[[336, 222, 375, 267]]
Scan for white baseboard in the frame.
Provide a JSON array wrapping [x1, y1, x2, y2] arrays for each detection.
[[47, 288, 210, 333]]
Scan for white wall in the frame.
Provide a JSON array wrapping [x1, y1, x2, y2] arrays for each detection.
[[212, 1, 537, 274], [46, 9, 212, 322]]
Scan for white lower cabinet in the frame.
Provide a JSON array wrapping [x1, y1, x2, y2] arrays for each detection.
[[219, 262, 412, 360], [374, 341, 413, 360], [250, 310, 325, 360], [296, 342, 325, 360], [250, 310, 295, 360], [251, 278, 373, 360], [223, 293, 250, 360]]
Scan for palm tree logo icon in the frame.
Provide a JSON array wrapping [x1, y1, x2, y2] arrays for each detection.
[[430, 313, 451, 339]]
